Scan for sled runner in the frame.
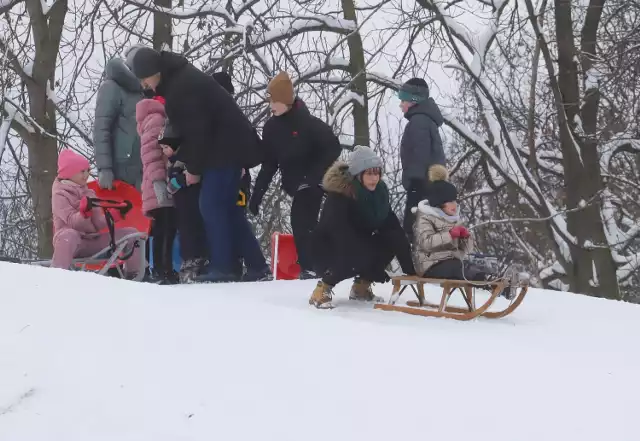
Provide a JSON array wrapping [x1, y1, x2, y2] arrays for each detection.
[[374, 275, 528, 320]]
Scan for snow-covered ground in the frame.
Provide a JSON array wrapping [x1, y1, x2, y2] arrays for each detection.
[[0, 262, 638, 441]]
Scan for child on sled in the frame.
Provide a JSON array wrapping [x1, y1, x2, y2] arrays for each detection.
[[412, 164, 519, 298], [51, 150, 142, 277]]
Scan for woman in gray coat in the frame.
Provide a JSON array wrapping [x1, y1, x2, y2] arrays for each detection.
[[93, 46, 146, 189]]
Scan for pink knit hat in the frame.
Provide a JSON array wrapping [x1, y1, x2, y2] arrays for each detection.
[[57, 149, 90, 179]]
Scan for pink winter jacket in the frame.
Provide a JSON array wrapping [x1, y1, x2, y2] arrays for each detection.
[[136, 98, 172, 217], [52, 179, 107, 241]]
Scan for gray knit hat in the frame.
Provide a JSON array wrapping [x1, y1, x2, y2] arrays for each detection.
[[348, 146, 383, 177]]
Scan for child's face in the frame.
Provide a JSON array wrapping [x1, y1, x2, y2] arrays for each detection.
[[361, 168, 381, 191], [161, 145, 174, 157], [70, 169, 89, 185], [442, 201, 457, 216], [270, 101, 289, 116]]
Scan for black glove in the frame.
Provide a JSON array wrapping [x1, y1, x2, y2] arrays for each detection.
[[119, 200, 133, 218]]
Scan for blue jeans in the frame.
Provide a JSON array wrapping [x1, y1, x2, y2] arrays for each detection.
[[199, 168, 266, 275]]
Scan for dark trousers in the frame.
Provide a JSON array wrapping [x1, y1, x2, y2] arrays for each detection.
[[291, 186, 324, 271], [149, 207, 177, 273], [403, 185, 428, 242], [173, 184, 208, 262], [320, 236, 394, 287], [423, 258, 487, 281], [200, 167, 266, 274]]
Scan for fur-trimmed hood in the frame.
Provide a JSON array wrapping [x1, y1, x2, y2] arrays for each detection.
[[322, 160, 356, 198], [412, 199, 460, 222]]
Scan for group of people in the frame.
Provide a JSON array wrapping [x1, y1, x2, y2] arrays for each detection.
[[49, 45, 507, 308]]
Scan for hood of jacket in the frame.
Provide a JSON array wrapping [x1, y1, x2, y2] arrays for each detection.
[[405, 97, 444, 127], [322, 161, 356, 199], [105, 57, 142, 93], [135, 98, 166, 125]]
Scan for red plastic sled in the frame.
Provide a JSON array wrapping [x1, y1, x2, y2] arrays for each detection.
[[271, 232, 300, 280], [88, 180, 150, 234]]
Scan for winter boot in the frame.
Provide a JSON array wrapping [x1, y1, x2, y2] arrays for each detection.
[[299, 269, 318, 280], [349, 278, 384, 303], [179, 258, 207, 284], [243, 267, 274, 282], [309, 281, 334, 309]]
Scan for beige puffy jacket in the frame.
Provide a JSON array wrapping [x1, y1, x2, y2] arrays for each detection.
[[412, 200, 475, 276]]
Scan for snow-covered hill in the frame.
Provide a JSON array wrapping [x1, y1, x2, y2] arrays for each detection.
[[0, 262, 638, 441]]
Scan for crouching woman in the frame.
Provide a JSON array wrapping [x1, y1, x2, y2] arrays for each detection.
[[309, 146, 416, 309]]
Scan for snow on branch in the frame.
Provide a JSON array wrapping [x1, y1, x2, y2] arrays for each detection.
[[329, 91, 365, 126], [0, 104, 16, 161], [123, 0, 235, 24], [3, 100, 35, 134], [0, 0, 21, 15], [253, 15, 356, 46]]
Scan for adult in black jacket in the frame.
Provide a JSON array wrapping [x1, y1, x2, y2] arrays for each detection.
[[249, 71, 341, 279], [130, 48, 268, 282], [309, 146, 416, 309]]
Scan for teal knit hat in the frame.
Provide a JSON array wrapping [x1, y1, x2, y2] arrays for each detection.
[[398, 78, 429, 103]]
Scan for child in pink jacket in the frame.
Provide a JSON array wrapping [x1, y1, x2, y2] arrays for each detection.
[[137, 95, 178, 284], [51, 150, 142, 276]]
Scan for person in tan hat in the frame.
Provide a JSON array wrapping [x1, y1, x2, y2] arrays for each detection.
[[249, 71, 342, 280]]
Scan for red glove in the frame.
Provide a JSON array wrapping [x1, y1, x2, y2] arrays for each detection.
[[78, 197, 92, 218], [459, 226, 470, 238], [449, 226, 464, 238]]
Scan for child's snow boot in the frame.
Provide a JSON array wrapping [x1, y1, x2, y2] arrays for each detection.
[[309, 281, 334, 309], [349, 278, 384, 303]]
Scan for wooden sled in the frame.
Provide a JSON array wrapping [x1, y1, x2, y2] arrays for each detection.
[[373, 276, 528, 321]]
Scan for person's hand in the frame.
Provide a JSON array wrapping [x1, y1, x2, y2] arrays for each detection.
[[458, 226, 470, 238], [450, 225, 464, 239], [185, 171, 201, 186], [79, 197, 92, 218], [161, 145, 174, 157], [98, 169, 114, 189], [153, 180, 170, 205], [248, 196, 260, 216]]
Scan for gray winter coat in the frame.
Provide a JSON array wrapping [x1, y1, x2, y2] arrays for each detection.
[[93, 57, 144, 188], [400, 98, 446, 191]]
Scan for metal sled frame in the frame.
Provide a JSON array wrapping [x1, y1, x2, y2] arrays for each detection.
[[31, 198, 147, 282], [374, 276, 528, 321]]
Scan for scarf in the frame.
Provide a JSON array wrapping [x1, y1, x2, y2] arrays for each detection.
[[353, 179, 390, 229], [431, 206, 460, 223]]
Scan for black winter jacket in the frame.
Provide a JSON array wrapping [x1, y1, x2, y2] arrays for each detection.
[[155, 52, 263, 175], [312, 161, 415, 281], [253, 99, 341, 199], [400, 98, 445, 191]]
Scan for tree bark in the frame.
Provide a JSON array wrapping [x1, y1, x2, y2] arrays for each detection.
[[21, 0, 69, 258], [153, 0, 172, 50], [553, 0, 619, 298], [341, 0, 369, 148]]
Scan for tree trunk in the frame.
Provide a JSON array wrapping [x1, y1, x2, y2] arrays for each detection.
[[554, 0, 619, 298], [153, 0, 172, 50], [22, 0, 68, 258], [341, 0, 369, 148]]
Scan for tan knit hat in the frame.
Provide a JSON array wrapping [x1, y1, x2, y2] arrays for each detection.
[[267, 71, 295, 106]]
